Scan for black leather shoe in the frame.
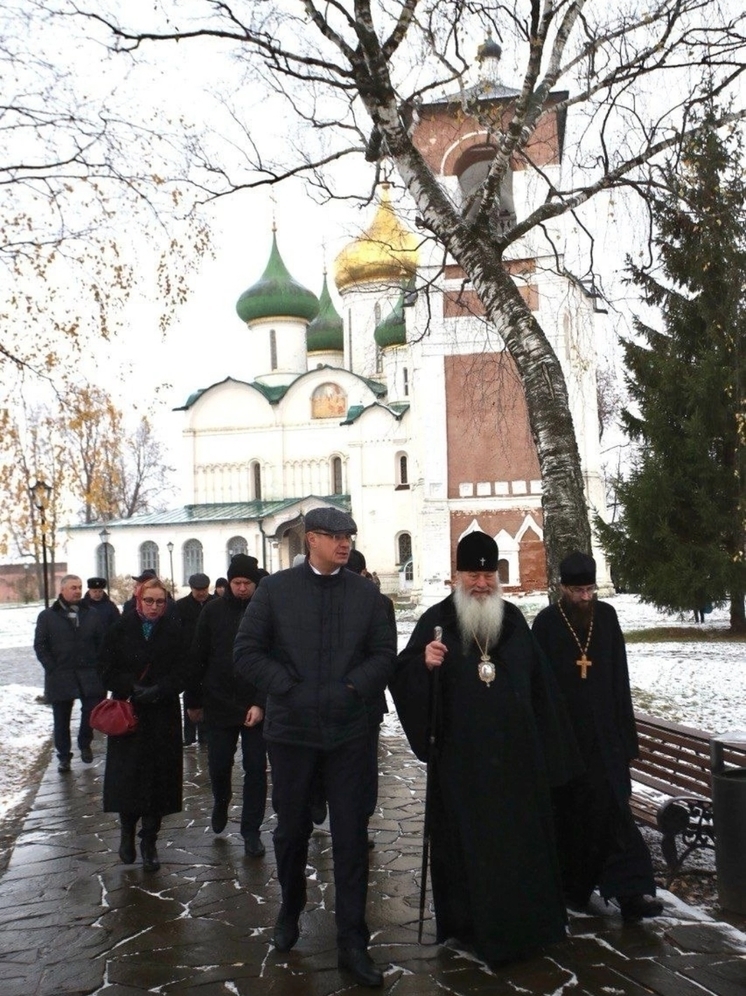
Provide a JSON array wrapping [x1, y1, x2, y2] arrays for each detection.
[[619, 895, 664, 921], [118, 828, 136, 864], [273, 908, 300, 952], [80, 746, 93, 764], [338, 947, 383, 987], [140, 841, 161, 873], [244, 832, 265, 857], [211, 798, 230, 834], [57, 755, 72, 773]]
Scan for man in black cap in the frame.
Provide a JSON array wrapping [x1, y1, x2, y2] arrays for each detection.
[[392, 531, 580, 968], [34, 574, 105, 770], [175, 573, 214, 746], [532, 551, 663, 922], [186, 554, 268, 856], [234, 508, 396, 988], [82, 577, 120, 631]]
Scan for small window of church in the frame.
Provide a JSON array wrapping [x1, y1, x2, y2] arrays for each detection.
[[312, 382, 347, 419], [498, 558, 510, 585], [251, 461, 262, 500], [97, 541, 116, 581], [140, 541, 159, 575], [331, 456, 343, 495], [182, 539, 203, 585], [270, 329, 278, 371], [396, 453, 410, 490], [227, 536, 248, 562], [403, 367, 409, 396], [397, 532, 412, 565]]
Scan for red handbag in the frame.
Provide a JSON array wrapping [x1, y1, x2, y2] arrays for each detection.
[[90, 697, 138, 736]]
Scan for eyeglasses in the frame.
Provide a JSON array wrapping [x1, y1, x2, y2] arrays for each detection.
[[310, 531, 354, 542], [142, 597, 167, 606], [565, 585, 597, 596]]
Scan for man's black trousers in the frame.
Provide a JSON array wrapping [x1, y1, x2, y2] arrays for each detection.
[[207, 724, 267, 837], [268, 735, 372, 950]]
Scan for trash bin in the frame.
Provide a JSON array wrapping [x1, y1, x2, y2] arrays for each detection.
[[711, 731, 746, 915]]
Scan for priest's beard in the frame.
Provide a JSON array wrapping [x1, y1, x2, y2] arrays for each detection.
[[453, 582, 505, 655], [561, 596, 595, 631]]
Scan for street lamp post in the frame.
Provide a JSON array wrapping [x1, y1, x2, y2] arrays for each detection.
[[99, 527, 111, 585], [29, 479, 52, 608], [167, 542, 175, 596]]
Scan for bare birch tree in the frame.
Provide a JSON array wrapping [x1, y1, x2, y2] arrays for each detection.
[[62, 0, 746, 581]]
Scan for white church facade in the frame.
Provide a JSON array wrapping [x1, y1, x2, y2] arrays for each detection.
[[66, 52, 610, 605]]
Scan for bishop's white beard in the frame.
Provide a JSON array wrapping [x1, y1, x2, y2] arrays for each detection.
[[453, 581, 505, 655]]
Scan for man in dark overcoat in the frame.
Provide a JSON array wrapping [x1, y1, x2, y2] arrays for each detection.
[[175, 572, 213, 746], [532, 551, 663, 922], [34, 574, 105, 771], [82, 577, 121, 631], [391, 532, 581, 968], [185, 555, 267, 857], [233, 508, 396, 988]]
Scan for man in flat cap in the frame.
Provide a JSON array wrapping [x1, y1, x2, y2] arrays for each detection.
[[175, 572, 214, 746], [186, 555, 268, 855], [392, 531, 580, 968], [82, 577, 120, 631], [532, 551, 663, 922], [234, 508, 396, 988]]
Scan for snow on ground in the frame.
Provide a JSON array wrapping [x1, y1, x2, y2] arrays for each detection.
[[1, 595, 745, 823]]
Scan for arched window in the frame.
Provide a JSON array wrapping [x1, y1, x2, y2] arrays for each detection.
[[270, 328, 278, 370], [405, 559, 414, 582], [140, 541, 159, 575], [331, 456, 343, 495], [457, 147, 515, 235], [397, 532, 412, 565], [96, 542, 116, 581], [182, 539, 203, 584], [396, 453, 410, 490], [227, 536, 248, 563], [498, 558, 510, 585], [251, 461, 262, 500]]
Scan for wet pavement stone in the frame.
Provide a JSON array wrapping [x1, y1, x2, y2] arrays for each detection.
[[0, 731, 745, 994]]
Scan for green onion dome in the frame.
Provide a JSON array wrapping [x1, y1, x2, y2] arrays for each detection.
[[307, 273, 344, 352], [374, 289, 406, 348], [236, 231, 319, 324]]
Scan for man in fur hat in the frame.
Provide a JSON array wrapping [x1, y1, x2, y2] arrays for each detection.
[[532, 551, 663, 922], [392, 531, 580, 968], [186, 554, 268, 856]]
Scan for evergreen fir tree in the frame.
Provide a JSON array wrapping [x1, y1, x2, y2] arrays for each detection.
[[597, 111, 746, 631]]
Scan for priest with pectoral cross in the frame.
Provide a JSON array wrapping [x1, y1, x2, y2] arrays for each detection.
[[532, 551, 663, 923], [391, 531, 582, 968]]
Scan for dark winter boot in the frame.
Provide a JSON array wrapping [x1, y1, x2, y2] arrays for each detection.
[[140, 839, 161, 873], [118, 824, 136, 865]]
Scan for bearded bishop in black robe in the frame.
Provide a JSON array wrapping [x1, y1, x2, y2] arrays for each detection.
[[391, 532, 581, 967]]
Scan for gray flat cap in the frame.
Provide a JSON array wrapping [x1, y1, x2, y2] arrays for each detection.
[[305, 507, 357, 534]]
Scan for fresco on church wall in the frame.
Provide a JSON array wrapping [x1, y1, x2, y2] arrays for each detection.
[[311, 382, 347, 418]]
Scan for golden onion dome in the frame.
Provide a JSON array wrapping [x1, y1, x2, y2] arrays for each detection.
[[333, 183, 419, 293]]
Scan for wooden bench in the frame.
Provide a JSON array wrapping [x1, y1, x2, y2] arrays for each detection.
[[630, 712, 746, 883]]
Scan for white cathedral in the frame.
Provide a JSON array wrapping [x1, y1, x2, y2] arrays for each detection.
[[67, 48, 610, 606]]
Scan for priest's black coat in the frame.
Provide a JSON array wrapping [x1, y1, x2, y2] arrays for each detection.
[[532, 600, 657, 902], [99, 611, 190, 816], [391, 595, 581, 965]]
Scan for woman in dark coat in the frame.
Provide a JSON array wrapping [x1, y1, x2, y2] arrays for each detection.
[[99, 577, 190, 872]]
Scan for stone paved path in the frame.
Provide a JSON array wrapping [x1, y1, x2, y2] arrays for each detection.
[[0, 729, 745, 995]]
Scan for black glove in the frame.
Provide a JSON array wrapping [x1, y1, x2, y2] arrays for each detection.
[[131, 683, 162, 704]]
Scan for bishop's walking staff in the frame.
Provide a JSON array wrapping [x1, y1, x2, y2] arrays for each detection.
[[418, 625, 442, 942]]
